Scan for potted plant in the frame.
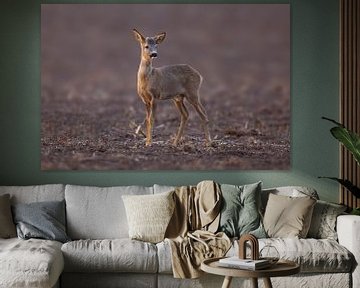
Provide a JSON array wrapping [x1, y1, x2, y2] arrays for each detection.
[[320, 117, 360, 215]]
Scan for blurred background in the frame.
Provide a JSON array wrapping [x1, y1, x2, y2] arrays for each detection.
[[41, 4, 290, 170]]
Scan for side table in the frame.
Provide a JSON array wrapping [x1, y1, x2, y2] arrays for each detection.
[[201, 257, 300, 288]]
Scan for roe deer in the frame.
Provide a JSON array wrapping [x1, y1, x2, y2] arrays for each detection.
[[133, 28, 211, 146]]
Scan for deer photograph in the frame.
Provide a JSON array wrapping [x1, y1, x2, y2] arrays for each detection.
[[41, 4, 290, 170], [133, 29, 211, 146]]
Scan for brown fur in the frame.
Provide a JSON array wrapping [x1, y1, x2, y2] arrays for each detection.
[[133, 29, 211, 146]]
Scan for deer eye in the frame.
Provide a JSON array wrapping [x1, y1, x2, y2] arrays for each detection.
[[144, 45, 149, 49]]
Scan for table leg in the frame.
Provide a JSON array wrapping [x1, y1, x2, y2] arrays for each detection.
[[251, 278, 258, 288], [263, 277, 273, 288], [222, 276, 233, 288]]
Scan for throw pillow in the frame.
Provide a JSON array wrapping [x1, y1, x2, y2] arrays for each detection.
[[218, 182, 266, 238], [307, 200, 347, 240], [12, 200, 70, 243], [0, 194, 17, 238], [122, 190, 175, 243], [263, 193, 316, 238]]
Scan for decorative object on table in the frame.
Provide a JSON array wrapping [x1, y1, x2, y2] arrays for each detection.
[[259, 245, 280, 265], [320, 117, 360, 211], [217, 233, 271, 271], [201, 257, 300, 288], [238, 233, 260, 260], [218, 257, 271, 270]]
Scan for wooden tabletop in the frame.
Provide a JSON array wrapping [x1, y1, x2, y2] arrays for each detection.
[[201, 257, 300, 279]]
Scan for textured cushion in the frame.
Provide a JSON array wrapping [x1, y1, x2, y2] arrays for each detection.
[[65, 185, 153, 239], [61, 239, 158, 273], [0, 238, 64, 288], [263, 193, 316, 238], [218, 182, 266, 238], [307, 200, 347, 240], [122, 191, 175, 243], [0, 184, 65, 204], [12, 200, 70, 243], [0, 194, 16, 238]]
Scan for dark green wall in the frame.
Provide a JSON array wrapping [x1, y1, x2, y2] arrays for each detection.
[[0, 0, 340, 202]]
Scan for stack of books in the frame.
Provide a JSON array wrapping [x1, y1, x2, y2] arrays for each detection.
[[218, 257, 271, 270]]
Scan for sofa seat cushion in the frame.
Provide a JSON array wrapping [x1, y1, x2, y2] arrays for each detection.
[[61, 239, 158, 273], [229, 238, 353, 273], [157, 238, 354, 274], [0, 238, 64, 288]]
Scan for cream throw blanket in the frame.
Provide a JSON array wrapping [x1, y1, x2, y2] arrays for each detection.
[[165, 181, 231, 278]]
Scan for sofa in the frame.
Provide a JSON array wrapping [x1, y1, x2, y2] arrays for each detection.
[[0, 183, 359, 288]]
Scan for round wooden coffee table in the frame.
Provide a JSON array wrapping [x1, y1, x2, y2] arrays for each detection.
[[201, 257, 300, 288]]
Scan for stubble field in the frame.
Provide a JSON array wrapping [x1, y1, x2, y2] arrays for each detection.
[[41, 4, 290, 170]]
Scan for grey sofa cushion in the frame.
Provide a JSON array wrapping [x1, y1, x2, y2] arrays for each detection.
[[12, 200, 70, 243], [0, 238, 64, 288], [65, 185, 153, 239], [62, 239, 158, 273]]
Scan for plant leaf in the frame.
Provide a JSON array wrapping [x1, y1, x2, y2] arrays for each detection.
[[330, 126, 360, 165], [318, 177, 360, 198], [321, 117, 345, 128], [322, 117, 360, 165]]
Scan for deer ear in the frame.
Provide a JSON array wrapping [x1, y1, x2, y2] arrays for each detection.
[[155, 32, 166, 44], [133, 29, 145, 43]]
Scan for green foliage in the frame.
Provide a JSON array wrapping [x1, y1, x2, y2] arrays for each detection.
[[351, 208, 360, 216], [321, 117, 360, 199], [322, 117, 360, 165]]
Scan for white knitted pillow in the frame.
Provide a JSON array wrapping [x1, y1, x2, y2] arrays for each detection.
[[122, 191, 175, 243]]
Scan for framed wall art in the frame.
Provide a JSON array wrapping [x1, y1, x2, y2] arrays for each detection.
[[41, 3, 290, 170]]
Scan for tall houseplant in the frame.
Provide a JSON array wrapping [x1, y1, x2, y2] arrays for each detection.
[[320, 117, 360, 214]]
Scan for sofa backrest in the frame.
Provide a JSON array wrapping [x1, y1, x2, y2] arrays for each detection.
[[65, 184, 153, 239], [0, 184, 65, 204], [153, 184, 176, 194]]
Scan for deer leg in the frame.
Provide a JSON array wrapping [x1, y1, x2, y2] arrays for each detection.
[[145, 101, 155, 146], [173, 98, 189, 146], [187, 95, 211, 144]]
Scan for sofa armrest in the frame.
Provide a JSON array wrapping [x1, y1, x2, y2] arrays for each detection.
[[337, 215, 360, 288]]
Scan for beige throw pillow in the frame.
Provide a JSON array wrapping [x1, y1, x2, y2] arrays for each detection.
[[0, 194, 17, 238], [122, 191, 175, 243], [263, 193, 316, 238]]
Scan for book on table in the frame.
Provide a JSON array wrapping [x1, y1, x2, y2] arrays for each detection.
[[218, 257, 271, 270]]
